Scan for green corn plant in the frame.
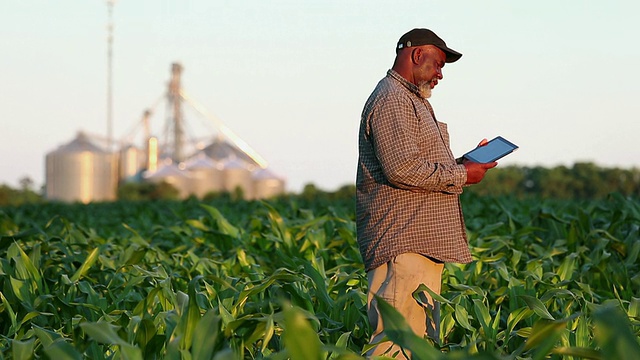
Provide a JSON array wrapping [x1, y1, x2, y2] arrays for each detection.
[[1, 194, 639, 358]]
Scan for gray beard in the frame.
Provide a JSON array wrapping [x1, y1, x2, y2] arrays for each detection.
[[418, 83, 432, 99]]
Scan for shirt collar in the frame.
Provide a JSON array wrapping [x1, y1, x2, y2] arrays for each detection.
[[387, 69, 423, 98]]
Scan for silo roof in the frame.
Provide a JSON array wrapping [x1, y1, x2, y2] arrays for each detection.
[[253, 167, 282, 180], [144, 162, 190, 179], [185, 154, 219, 170], [221, 157, 252, 170], [202, 138, 260, 167], [51, 132, 107, 154]]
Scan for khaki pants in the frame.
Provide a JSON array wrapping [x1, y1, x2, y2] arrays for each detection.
[[366, 253, 444, 359]]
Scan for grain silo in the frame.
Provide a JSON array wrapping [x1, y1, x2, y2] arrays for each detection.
[[118, 144, 145, 182], [221, 157, 254, 199], [45, 132, 117, 203], [143, 160, 192, 198], [185, 154, 223, 198], [44, 62, 286, 202], [253, 168, 286, 199], [201, 137, 261, 168]]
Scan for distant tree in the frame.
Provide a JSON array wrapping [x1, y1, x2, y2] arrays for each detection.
[[301, 183, 320, 201], [540, 165, 574, 198], [0, 185, 10, 206], [19, 176, 34, 192], [0, 180, 42, 206], [203, 190, 232, 202], [330, 184, 356, 200], [117, 181, 180, 201], [152, 181, 180, 200], [231, 186, 245, 201], [469, 165, 526, 196]]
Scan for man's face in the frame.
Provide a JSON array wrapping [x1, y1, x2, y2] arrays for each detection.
[[415, 46, 446, 98]]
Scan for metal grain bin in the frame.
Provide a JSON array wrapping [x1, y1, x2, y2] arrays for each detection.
[[253, 168, 285, 199], [143, 160, 192, 198], [45, 132, 117, 203], [185, 154, 223, 198], [118, 144, 145, 183], [221, 157, 253, 199], [202, 137, 261, 168]]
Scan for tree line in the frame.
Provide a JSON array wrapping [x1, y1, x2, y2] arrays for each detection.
[[466, 162, 640, 199], [1, 162, 639, 206], [297, 162, 640, 201], [0, 177, 41, 206]]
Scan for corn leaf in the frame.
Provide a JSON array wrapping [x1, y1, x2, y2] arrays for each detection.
[[192, 310, 221, 360], [303, 261, 334, 307], [628, 297, 640, 319], [0, 291, 18, 336], [454, 304, 474, 331], [80, 321, 127, 346], [473, 299, 495, 343], [375, 295, 443, 360], [520, 295, 555, 320], [33, 325, 61, 348], [181, 276, 204, 350], [506, 307, 534, 336], [551, 346, 603, 360], [260, 314, 275, 354], [328, 331, 352, 360], [593, 305, 640, 359], [43, 339, 83, 360], [16, 243, 43, 292], [70, 248, 99, 283], [200, 204, 240, 238], [282, 304, 323, 360], [524, 316, 574, 352], [413, 283, 452, 305], [11, 338, 35, 360]]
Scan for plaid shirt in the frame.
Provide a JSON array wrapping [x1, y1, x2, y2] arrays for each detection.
[[356, 70, 473, 271]]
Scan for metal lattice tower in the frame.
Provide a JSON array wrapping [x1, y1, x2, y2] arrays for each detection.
[[167, 63, 184, 163], [106, 0, 116, 152]]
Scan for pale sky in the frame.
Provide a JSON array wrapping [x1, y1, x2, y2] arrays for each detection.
[[2, 0, 639, 193]]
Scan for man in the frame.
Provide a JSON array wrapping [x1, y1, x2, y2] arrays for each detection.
[[356, 28, 496, 358]]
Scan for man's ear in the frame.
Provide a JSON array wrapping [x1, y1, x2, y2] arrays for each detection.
[[411, 47, 422, 65]]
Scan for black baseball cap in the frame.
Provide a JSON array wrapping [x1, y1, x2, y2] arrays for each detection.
[[396, 28, 462, 63]]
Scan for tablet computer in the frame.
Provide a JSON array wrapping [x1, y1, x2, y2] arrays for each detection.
[[463, 136, 518, 163]]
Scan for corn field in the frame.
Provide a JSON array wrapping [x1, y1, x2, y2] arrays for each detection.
[[0, 192, 639, 359]]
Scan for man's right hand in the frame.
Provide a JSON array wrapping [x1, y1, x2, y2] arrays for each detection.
[[464, 160, 497, 184]]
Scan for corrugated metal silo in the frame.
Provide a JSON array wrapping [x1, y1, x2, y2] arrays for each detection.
[[185, 154, 223, 198], [143, 160, 192, 198], [221, 157, 253, 199], [45, 132, 117, 203], [118, 144, 145, 182], [253, 168, 285, 199]]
